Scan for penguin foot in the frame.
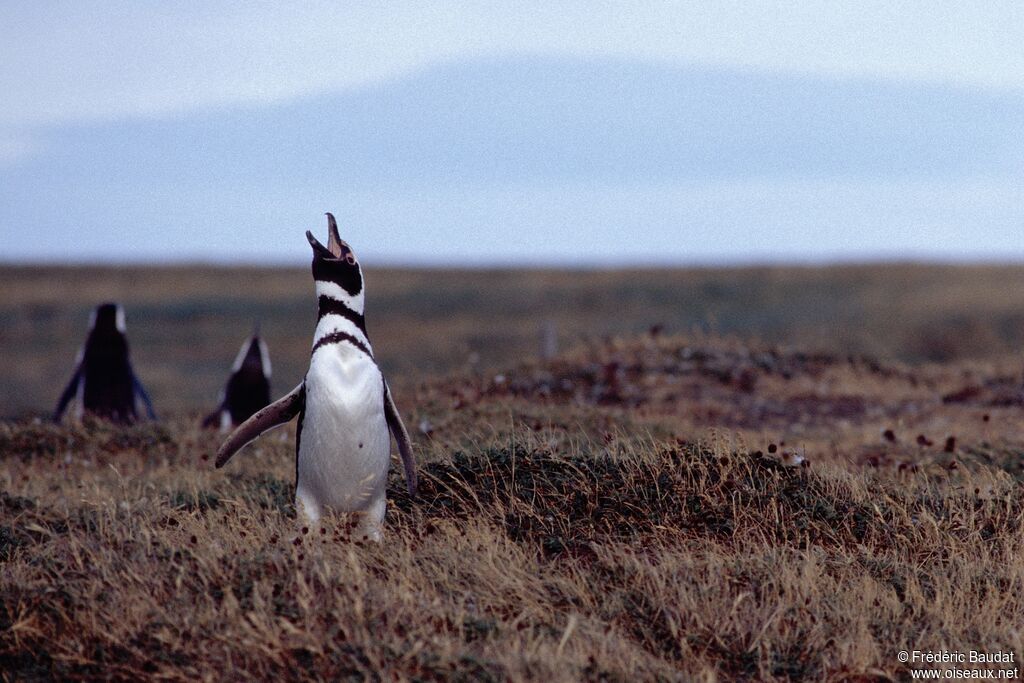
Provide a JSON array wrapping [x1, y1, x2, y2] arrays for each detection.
[[295, 489, 322, 524], [351, 497, 386, 543]]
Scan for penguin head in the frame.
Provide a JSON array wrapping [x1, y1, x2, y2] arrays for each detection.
[[306, 213, 365, 313], [234, 334, 271, 379], [89, 302, 126, 334]]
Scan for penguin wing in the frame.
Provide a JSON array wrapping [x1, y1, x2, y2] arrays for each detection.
[[200, 408, 223, 429], [215, 382, 304, 468], [201, 389, 226, 429], [53, 362, 83, 422], [132, 373, 157, 420], [383, 380, 417, 496]]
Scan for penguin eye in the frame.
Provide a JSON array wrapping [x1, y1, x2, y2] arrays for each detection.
[[345, 253, 356, 265]]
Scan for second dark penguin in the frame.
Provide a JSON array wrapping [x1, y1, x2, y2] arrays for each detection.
[[202, 331, 272, 432]]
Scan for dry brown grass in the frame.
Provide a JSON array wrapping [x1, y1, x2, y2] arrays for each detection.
[[3, 331, 1024, 681]]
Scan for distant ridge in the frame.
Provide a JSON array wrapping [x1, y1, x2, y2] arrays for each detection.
[[2, 56, 1021, 262], [33, 56, 1023, 185]]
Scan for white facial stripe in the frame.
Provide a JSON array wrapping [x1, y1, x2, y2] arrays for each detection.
[[231, 338, 251, 372], [75, 374, 85, 420], [315, 280, 365, 314], [115, 305, 126, 332], [313, 316, 373, 354], [258, 339, 272, 378]]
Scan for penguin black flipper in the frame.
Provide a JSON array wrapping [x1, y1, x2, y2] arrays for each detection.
[[53, 362, 83, 422], [215, 382, 305, 468], [132, 373, 157, 420], [200, 405, 224, 429], [383, 380, 417, 496]]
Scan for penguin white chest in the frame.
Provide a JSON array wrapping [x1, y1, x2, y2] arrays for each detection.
[[297, 347, 390, 517]]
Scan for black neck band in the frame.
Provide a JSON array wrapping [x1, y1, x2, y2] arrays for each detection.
[[311, 331, 373, 359], [317, 295, 367, 336]]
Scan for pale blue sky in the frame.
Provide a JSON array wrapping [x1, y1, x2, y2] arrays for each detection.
[[1, 2, 1021, 264]]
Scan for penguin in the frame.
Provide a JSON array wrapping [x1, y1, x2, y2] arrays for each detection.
[[202, 329, 272, 432], [215, 213, 416, 541], [53, 302, 157, 424]]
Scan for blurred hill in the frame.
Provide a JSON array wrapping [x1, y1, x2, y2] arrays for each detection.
[[3, 57, 1022, 262]]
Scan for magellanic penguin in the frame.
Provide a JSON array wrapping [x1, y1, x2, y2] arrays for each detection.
[[215, 214, 416, 541], [53, 302, 157, 424], [202, 330, 272, 432]]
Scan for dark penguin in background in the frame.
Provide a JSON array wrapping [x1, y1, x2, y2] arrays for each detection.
[[53, 303, 157, 424], [202, 331, 272, 432]]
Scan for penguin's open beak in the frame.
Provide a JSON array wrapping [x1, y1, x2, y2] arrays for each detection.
[[305, 213, 346, 259]]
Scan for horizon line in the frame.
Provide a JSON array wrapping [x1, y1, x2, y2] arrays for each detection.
[[5, 253, 1024, 270]]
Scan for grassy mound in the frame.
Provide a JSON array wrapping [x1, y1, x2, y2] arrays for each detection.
[[3, 419, 1022, 680]]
